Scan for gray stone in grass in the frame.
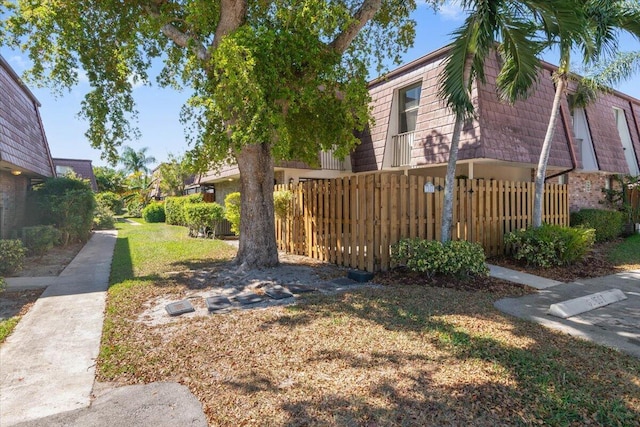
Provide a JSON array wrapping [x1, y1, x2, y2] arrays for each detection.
[[332, 277, 359, 286], [347, 270, 374, 282], [206, 295, 232, 312], [234, 292, 263, 305], [286, 284, 317, 294], [264, 286, 294, 300], [165, 300, 195, 316]]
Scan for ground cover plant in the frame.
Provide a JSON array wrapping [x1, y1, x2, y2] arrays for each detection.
[[98, 222, 640, 426]]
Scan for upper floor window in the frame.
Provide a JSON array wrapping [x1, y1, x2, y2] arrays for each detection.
[[613, 107, 640, 176], [56, 165, 74, 176], [399, 82, 422, 134]]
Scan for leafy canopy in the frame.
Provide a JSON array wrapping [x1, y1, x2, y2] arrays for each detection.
[[1, 0, 427, 167]]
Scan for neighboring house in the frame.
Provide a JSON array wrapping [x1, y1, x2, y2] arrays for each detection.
[[0, 55, 56, 239], [158, 45, 640, 212], [52, 158, 98, 191], [355, 46, 640, 212]]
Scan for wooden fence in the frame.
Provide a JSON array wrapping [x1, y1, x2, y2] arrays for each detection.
[[275, 172, 569, 272]]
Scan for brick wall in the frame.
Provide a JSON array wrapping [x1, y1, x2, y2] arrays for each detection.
[[567, 172, 612, 212], [0, 171, 28, 238]]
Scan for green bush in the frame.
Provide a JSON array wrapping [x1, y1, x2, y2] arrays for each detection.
[[391, 238, 488, 278], [93, 205, 116, 230], [224, 192, 241, 235], [95, 191, 124, 215], [125, 198, 144, 218], [32, 177, 96, 246], [505, 224, 595, 267], [0, 276, 5, 292], [22, 225, 60, 256], [165, 194, 203, 226], [274, 190, 293, 220], [184, 202, 225, 238], [570, 209, 624, 242], [142, 202, 166, 223], [0, 239, 27, 275]]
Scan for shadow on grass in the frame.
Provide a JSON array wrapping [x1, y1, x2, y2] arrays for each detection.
[[110, 236, 134, 285], [265, 286, 640, 426]]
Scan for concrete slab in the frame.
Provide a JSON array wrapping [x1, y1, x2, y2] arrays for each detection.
[[549, 289, 627, 319], [495, 270, 640, 359], [264, 285, 294, 300], [0, 231, 117, 426], [11, 382, 208, 427], [4, 277, 56, 291], [165, 300, 196, 316], [206, 295, 232, 313], [234, 292, 263, 305], [488, 264, 563, 289]]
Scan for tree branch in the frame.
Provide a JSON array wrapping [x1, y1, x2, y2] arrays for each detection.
[[329, 0, 382, 53], [212, 0, 248, 49], [143, 3, 210, 61]]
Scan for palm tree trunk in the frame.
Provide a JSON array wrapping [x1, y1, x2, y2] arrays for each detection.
[[235, 142, 279, 268], [533, 71, 567, 227], [441, 53, 473, 242], [441, 117, 463, 242]]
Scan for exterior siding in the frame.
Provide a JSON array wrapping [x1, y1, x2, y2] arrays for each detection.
[[477, 56, 574, 168], [585, 93, 640, 174], [0, 57, 54, 178], [0, 171, 28, 238], [567, 172, 611, 212]]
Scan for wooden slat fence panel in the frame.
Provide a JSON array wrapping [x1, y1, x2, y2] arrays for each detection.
[[275, 173, 569, 272]]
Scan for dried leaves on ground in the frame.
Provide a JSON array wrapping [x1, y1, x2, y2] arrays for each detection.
[[490, 239, 640, 283], [98, 277, 640, 427]]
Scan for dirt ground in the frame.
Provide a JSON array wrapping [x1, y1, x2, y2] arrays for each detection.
[[0, 242, 84, 322]]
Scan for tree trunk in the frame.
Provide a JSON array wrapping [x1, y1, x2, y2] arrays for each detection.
[[441, 117, 463, 242], [234, 142, 279, 268], [533, 71, 567, 227]]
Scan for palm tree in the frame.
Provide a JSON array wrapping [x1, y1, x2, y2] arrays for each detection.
[[532, 1, 640, 227], [438, 0, 578, 242], [119, 146, 157, 176]]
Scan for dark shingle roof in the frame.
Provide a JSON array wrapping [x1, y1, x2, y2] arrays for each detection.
[[52, 158, 99, 191]]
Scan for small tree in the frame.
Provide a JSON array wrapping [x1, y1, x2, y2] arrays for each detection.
[[157, 154, 192, 197]]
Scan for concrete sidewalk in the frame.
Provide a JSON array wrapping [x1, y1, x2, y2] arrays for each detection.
[[0, 231, 117, 426], [490, 265, 640, 359]]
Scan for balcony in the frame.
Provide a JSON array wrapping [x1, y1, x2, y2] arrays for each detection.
[[392, 131, 414, 167], [320, 149, 346, 171]]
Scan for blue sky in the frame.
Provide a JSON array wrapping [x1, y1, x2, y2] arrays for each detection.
[[2, 1, 640, 169]]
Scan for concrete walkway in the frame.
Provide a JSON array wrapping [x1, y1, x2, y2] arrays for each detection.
[[490, 264, 640, 359], [0, 231, 117, 426]]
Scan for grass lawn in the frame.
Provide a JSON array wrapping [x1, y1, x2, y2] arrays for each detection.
[[98, 222, 640, 426], [608, 234, 640, 267]]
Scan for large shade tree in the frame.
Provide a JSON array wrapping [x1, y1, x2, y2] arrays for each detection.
[[1, 0, 433, 268], [532, 0, 640, 227], [438, 0, 579, 241]]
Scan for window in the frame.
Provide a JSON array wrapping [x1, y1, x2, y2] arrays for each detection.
[[55, 165, 74, 176], [613, 108, 640, 176], [399, 82, 421, 133]]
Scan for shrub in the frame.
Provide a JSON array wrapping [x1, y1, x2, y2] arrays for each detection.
[[165, 194, 203, 226], [32, 177, 96, 246], [95, 191, 124, 215], [224, 192, 241, 235], [125, 198, 144, 218], [505, 224, 595, 267], [22, 225, 60, 256], [142, 202, 166, 223], [570, 209, 624, 242], [0, 239, 27, 275], [184, 202, 225, 238], [0, 276, 5, 292], [93, 205, 116, 230], [273, 190, 293, 220], [391, 238, 488, 278]]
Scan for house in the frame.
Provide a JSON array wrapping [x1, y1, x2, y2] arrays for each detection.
[[52, 158, 98, 191], [354, 46, 640, 212], [161, 45, 640, 213], [0, 55, 56, 239]]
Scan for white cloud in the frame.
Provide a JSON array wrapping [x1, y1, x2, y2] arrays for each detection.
[[437, 1, 466, 22]]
